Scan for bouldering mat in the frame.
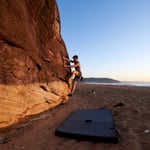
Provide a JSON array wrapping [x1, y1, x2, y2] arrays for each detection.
[[55, 108, 119, 143]]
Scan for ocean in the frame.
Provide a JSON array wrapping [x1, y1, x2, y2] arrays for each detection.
[[84, 82, 150, 87]]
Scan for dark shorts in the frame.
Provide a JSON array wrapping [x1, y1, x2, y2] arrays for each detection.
[[74, 71, 82, 81], [74, 75, 81, 81]]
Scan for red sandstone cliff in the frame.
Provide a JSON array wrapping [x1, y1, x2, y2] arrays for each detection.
[[0, 0, 70, 128]]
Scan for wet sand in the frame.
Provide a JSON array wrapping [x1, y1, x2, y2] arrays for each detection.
[[0, 83, 150, 150]]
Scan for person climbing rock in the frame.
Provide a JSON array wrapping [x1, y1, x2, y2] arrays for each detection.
[[63, 55, 82, 96]]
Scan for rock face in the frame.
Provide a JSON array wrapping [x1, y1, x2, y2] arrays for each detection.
[[0, 0, 70, 128]]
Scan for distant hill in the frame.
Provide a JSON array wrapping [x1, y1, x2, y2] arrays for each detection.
[[82, 77, 120, 83]]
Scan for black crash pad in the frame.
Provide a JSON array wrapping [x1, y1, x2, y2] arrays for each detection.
[[55, 109, 118, 143]]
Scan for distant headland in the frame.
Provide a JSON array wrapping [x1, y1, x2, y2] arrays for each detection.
[[82, 77, 121, 83]]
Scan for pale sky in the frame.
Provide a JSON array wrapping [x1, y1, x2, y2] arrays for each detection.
[[56, 0, 150, 82]]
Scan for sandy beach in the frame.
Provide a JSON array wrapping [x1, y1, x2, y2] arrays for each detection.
[[0, 83, 150, 150]]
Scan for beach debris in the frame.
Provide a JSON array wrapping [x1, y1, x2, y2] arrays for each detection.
[[113, 102, 124, 107], [0, 137, 9, 144], [32, 114, 49, 121], [91, 90, 96, 95], [16, 122, 31, 130], [144, 129, 150, 134]]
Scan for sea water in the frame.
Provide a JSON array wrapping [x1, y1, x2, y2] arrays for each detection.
[[84, 82, 150, 87]]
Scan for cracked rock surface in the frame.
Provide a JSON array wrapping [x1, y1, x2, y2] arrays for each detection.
[[0, 0, 70, 128]]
